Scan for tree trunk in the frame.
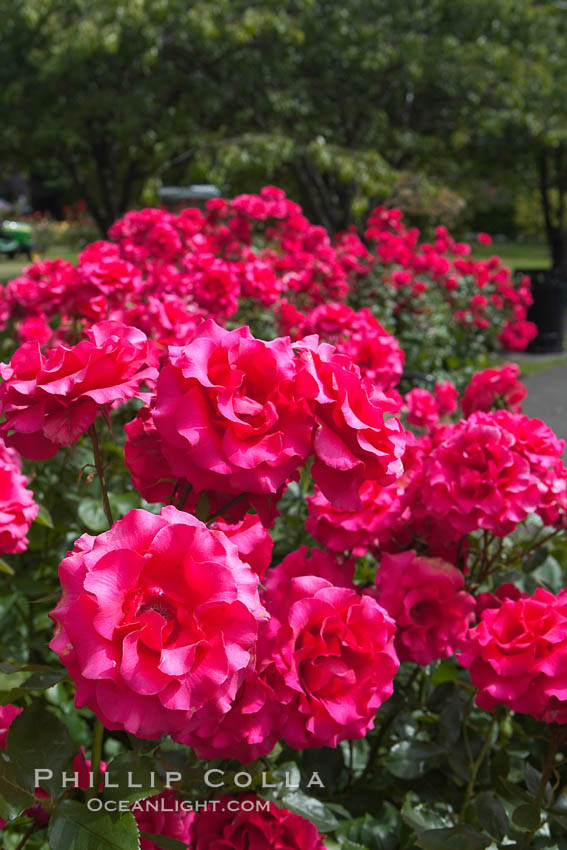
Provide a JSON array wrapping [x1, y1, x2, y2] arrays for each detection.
[[549, 228, 567, 272], [538, 146, 567, 272]]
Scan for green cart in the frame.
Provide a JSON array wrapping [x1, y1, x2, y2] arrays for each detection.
[[0, 220, 33, 260]]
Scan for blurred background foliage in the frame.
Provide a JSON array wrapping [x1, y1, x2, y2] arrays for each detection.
[[0, 0, 566, 267]]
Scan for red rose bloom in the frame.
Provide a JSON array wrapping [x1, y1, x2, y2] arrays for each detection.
[[459, 588, 567, 723], [461, 364, 526, 417], [49, 506, 267, 739], [374, 551, 475, 665], [0, 322, 158, 459], [298, 338, 405, 511], [190, 795, 325, 850], [153, 320, 314, 499], [262, 571, 399, 748]]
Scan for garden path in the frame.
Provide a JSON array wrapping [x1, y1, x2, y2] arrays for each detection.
[[523, 362, 567, 448]]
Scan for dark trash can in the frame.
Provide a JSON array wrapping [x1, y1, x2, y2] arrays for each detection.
[[515, 268, 566, 354]]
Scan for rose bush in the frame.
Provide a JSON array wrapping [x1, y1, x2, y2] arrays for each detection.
[[0, 189, 565, 850]]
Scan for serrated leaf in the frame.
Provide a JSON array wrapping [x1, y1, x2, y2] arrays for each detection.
[[338, 840, 367, 850], [401, 795, 452, 833], [48, 801, 140, 849]]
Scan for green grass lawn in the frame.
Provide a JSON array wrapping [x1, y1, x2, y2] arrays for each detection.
[[0, 247, 78, 284], [470, 240, 550, 270]]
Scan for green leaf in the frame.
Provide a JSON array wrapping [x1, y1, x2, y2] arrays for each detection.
[[0, 559, 14, 576], [401, 795, 452, 833], [0, 760, 36, 822], [109, 492, 142, 518], [383, 741, 445, 780], [339, 739, 370, 778], [78, 498, 108, 533], [103, 753, 162, 804], [34, 504, 54, 528], [48, 801, 140, 849], [6, 703, 75, 798], [0, 670, 27, 704], [474, 793, 508, 842], [430, 660, 459, 685], [336, 809, 400, 850], [416, 825, 492, 850], [531, 556, 563, 593], [512, 804, 541, 831], [140, 834, 188, 850], [20, 669, 67, 690], [338, 840, 367, 850], [280, 790, 339, 832]]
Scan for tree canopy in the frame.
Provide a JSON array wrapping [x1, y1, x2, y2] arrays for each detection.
[[1, 0, 566, 262]]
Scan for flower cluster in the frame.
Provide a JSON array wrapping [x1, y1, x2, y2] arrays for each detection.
[[364, 208, 535, 353], [183, 546, 399, 761], [0, 191, 534, 380]]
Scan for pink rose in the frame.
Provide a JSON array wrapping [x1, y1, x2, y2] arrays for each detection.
[[434, 380, 458, 416], [475, 583, 528, 617], [263, 572, 398, 748], [179, 662, 281, 763], [183, 255, 240, 318], [49, 506, 267, 739], [415, 412, 547, 539], [404, 388, 440, 429], [263, 545, 354, 602], [189, 795, 325, 850], [0, 705, 22, 749], [0, 322, 158, 459], [461, 364, 526, 417], [124, 405, 283, 527], [0, 439, 38, 553], [153, 320, 314, 498], [211, 515, 273, 579], [499, 319, 537, 351], [306, 480, 402, 553], [459, 588, 567, 723], [133, 791, 194, 850], [298, 338, 405, 511], [373, 551, 475, 665]]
